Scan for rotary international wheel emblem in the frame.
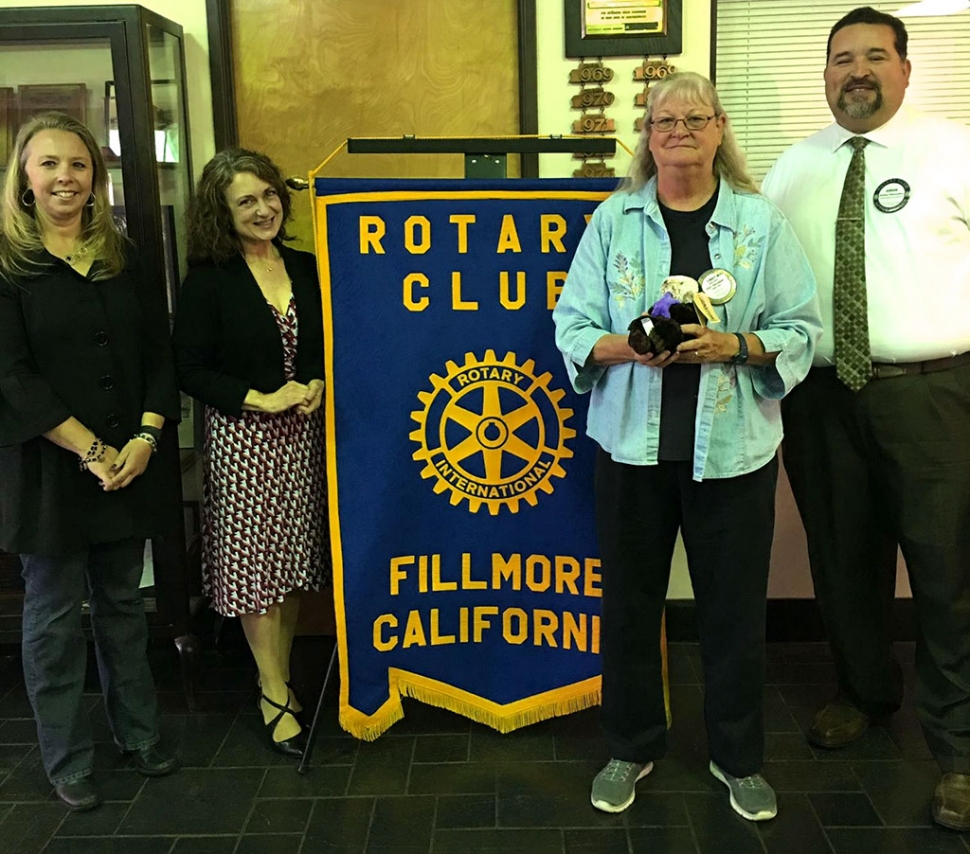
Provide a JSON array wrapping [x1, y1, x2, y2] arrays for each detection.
[[409, 350, 575, 514]]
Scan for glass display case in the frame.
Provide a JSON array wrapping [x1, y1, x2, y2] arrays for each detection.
[[0, 5, 200, 705]]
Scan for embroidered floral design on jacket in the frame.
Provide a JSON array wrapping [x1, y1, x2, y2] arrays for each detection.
[[610, 253, 645, 306], [734, 226, 765, 270], [715, 371, 737, 414]]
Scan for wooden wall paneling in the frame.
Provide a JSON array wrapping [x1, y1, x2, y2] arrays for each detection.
[[231, 0, 520, 249]]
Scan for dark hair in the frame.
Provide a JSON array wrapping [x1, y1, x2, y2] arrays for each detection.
[[827, 7, 908, 61], [186, 148, 293, 265]]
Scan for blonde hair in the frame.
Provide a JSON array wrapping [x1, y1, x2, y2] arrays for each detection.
[[623, 71, 758, 195], [0, 112, 126, 281]]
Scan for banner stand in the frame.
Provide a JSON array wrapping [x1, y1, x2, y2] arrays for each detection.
[[298, 641, 338, 775]]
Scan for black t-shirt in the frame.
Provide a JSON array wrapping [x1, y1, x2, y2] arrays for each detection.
[[657, 186, 718, 461]]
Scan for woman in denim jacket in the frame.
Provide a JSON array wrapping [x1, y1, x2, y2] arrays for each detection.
[[553, 72, 821, 822]]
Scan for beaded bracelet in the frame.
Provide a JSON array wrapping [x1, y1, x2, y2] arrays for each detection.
[[78, 436, 107, 471], [132, 432, 158, 454]]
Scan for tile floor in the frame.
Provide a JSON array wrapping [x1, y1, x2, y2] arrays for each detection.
[[1, 633, 967, 853]]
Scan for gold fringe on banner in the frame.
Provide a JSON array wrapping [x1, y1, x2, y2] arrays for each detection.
[[339, 696, 405, 742], [338, 612, 671, 742], [399, 674, 602, 734], [340, 672, 603, 742]]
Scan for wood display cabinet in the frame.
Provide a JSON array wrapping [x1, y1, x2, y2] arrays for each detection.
[[0, 5, 202, 707]]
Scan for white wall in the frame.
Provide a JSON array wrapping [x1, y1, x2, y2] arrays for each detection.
[[4, 0, 215, 172]]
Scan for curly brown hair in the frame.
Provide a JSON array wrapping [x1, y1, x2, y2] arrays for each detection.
[[0, 111, 126, 281], [186, 148, 293, 266]]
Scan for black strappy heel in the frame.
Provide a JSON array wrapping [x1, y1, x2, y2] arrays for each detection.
[[256, 677, 303, 717], [259, 693, 306, 757]]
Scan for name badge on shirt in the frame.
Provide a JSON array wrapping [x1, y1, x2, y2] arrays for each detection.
[[698, 268, 737, 305], [873, 178, 910, 213]]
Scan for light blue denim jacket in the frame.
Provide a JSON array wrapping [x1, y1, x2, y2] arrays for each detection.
[[553, 178, 821, 480]]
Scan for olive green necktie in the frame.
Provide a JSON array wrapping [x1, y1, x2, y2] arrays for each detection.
[[834, 136, 871, 392]]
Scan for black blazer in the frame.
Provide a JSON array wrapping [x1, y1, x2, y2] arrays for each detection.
[[173, 246, 325, 416], [0, 247, 181, 555]]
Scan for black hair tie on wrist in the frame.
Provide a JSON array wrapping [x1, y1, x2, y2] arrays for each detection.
[[138, 424, 162, 442]]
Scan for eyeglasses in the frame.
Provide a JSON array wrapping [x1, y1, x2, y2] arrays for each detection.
[[649, 114, 717, 133]]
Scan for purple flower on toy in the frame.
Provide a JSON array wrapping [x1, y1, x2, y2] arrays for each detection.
[[649, 292, 680, 319]]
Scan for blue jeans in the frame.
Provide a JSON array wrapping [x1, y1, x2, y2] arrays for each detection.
[[20, 538, 160, 784]]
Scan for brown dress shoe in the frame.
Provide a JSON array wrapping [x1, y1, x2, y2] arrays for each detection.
[[933, 773, 970, 830], [807, 702, 870, 748]]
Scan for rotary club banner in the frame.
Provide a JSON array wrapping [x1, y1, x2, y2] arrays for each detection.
[[315, 178, 616, 739]]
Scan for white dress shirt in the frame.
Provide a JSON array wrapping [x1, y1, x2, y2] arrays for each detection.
[[762, 106, 970, 364]]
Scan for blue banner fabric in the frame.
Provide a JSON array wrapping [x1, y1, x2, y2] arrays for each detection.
[[315, 178, 617, 738]]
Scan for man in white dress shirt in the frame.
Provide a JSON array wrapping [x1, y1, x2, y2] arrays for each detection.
[[762, 6, 970, 830]]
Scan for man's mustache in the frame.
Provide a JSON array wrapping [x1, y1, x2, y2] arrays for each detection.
[[842, 76, 880, 95]]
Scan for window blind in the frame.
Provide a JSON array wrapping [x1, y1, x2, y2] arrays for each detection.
[[715, 1, 970, 181]]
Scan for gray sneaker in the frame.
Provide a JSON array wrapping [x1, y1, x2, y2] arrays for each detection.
[[709, 761, 777, 821], [590, 759, 653, 813]]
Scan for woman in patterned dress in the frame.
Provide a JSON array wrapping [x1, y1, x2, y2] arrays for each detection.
[[173, 149, 328, 756]]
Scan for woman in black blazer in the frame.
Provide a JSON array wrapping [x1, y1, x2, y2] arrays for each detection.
[[0, 113, 179, 812], [173, 149, 328, 757]]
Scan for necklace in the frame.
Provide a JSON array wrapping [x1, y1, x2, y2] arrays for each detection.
[[62, 244, 88, 265], [245, 252, 279, 273]]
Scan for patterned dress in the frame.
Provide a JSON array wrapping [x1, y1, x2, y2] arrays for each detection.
[[201, 296, 330, 616]]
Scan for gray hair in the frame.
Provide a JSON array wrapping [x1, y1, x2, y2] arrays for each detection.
[[622, 71, 758, 195]]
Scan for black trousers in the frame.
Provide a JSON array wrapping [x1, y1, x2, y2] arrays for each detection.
[[595, 450, 778, 777], [782, 365, 970, 773]]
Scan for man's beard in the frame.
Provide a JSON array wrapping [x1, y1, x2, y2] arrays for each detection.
[[837, 78, 883, 119]]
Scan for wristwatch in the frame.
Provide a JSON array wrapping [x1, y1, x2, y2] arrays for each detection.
[[731, 332, 749, 365]]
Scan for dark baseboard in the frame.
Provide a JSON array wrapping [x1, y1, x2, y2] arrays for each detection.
[[666, 598, 917, 643]]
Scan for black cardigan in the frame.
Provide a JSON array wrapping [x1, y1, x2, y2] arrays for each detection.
[[172, 246, 325, 416], [0, 247, 181, 555]]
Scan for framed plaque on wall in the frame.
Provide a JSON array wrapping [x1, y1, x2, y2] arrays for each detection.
[[564, 0, 683, 58]]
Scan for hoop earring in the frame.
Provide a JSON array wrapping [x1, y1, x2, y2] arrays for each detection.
[[21, 188, 35, 207], [85, 194, 96, 208]]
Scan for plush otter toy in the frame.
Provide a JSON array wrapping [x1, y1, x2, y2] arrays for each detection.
[[627, 292, 700, 356]]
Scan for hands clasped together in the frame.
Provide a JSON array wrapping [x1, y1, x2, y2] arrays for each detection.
[[87, 438, 152, 492], [259, 378, 325, 415]]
